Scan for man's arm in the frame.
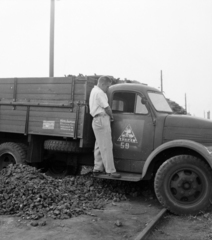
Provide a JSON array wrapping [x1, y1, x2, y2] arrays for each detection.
[[104, 106, 114, 121]]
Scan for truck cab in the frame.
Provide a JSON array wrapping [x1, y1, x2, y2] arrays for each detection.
[[96, 83, 172, 180], [109, 83, 171, 173]]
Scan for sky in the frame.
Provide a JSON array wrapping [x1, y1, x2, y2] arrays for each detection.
[[0, 0, 212, 118]]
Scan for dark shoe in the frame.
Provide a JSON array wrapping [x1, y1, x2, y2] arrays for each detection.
[[93, 170, 104, 176], [109, 172, 121, 178]]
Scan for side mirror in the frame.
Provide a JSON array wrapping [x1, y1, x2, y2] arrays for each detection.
[[141, 97, 147, 105]]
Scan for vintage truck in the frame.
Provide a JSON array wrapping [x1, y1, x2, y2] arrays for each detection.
[[0, 75, 212, 215]]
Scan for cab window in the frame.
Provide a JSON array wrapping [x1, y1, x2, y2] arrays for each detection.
[[112, 92, 148, 114], [135, 95, 148, 114]]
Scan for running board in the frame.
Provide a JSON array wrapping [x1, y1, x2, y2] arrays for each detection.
[[93, 172, 142, 182]]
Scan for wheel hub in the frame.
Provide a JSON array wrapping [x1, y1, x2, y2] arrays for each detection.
[[50, 160, 67, 174], [183, 182, 191, 190], [170, 169, 202, 203], [0, 154, 16, 170]]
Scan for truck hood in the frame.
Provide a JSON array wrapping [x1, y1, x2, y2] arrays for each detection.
[[163, 115, 212, 145]]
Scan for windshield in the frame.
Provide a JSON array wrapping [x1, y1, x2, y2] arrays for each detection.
[[148, 92, 173, 113]]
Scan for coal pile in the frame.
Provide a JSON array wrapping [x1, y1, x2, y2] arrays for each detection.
[[0, 164, 154, 220]]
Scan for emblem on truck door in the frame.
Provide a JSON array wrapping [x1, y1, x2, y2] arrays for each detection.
[[117, 125, 138, 143]]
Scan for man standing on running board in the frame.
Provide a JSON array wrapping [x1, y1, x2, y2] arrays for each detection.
[[89, 76, 121, 178]]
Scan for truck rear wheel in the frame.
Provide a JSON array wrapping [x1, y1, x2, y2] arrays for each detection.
[[45, 159, 69, 178], [154, 155, 212, 215], [45, 154, 78, 178], [44, 140, 82, 153], [0, 142, 27, 171], [17, 143, 28, 155]]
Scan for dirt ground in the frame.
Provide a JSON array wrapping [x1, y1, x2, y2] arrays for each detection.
[[0, 196, 162, 240], [2, 194, 212, 240], [150, 205, 212, 240]]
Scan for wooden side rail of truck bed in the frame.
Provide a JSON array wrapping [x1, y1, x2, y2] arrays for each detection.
[[0, 76, 97, 148]]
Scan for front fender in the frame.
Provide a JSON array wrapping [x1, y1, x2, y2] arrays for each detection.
[[141, 139, 212, 179]]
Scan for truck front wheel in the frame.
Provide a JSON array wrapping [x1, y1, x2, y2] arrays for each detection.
[[154, 155, 212, 215], [0, 142, 27, 171]]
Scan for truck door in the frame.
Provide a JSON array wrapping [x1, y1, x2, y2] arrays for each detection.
[[111, 91, 155, 173]]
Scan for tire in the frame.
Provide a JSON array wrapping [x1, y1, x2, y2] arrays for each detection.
[[0, 142, 27, 171], [45, 159, 69, 179], [67, 154, 79, 175], [154, 155, 212, 215], [44, 140, 83, 153], [17, 143, 28, 156], [45, 154, 79, 178]]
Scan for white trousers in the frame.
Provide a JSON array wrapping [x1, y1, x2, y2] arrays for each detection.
[[92, 115, 116, 174]]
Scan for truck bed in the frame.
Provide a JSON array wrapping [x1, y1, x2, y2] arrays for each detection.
[[0, 76, 97, 147]]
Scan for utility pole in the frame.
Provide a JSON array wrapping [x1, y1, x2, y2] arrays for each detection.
[[160, 70, 163, 93], [185, 93, 187, 114], [49, 0, 55, 77], [207, 111, 210, 119]]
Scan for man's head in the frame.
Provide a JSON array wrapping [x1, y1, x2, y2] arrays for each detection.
[[97, 76, 112, 93]]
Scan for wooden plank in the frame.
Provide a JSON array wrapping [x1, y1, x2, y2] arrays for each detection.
[[0, 124, 82, 138], [27, 117, 83, 128], [0, 108, 83, 118], [0, 104, 85, 116], [12, 93, 81, 101], [29, 110, 76, 118], [28, 123, 83, 137], [0, 77, 96, 84], [0, 78, 15, 84], [0, 122, 25, 132], [30, 106, 85, 113], [17, 84, 73, 94], [0, 84, 14, 94], [0, 93, 13, 99], [29, 112, 84, 122], [16, 93, 73, 100], [17, 77, 92, 84], [28, 112, 83, 125], [0, 118, 25, 125], [0, 107, 74, 114], [0, 126, 24, 134], [0, 110, 85, 139], [28, 131, 75, 138], [29, 113, 78, 120], [0, 105, 27, 110], [29, 107, 78, 113], [15, 82, 86, 94], [0, 113, 77, 121], [15, 77, 74, 84], [0, 115, 26, 121], [0, 111, 26, 120]]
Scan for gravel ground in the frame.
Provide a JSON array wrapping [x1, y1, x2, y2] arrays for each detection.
[[0, 164, 154, 220]]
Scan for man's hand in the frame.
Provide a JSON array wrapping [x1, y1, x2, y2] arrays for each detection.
[[105, 106, 114, 120]]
